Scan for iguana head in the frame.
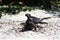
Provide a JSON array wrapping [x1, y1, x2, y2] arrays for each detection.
[[25, 14, 31, 18]]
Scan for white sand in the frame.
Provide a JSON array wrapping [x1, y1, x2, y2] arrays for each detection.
[[0, 9, 60, 40]]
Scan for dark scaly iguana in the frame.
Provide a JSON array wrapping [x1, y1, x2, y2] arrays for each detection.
[[25, 14, 51, 24]]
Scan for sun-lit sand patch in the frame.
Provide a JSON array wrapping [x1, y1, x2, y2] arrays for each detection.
[[0, 9, 60, 40]]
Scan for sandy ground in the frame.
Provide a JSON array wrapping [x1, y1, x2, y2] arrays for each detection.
[[0, 9, 60, 40]]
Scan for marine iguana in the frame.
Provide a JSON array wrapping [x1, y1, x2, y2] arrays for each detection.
[[20, 14, 51, 32], [25, 14, 51, 24]]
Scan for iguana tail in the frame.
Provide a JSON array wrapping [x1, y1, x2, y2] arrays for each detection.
[[40, 17, 51, 21]]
